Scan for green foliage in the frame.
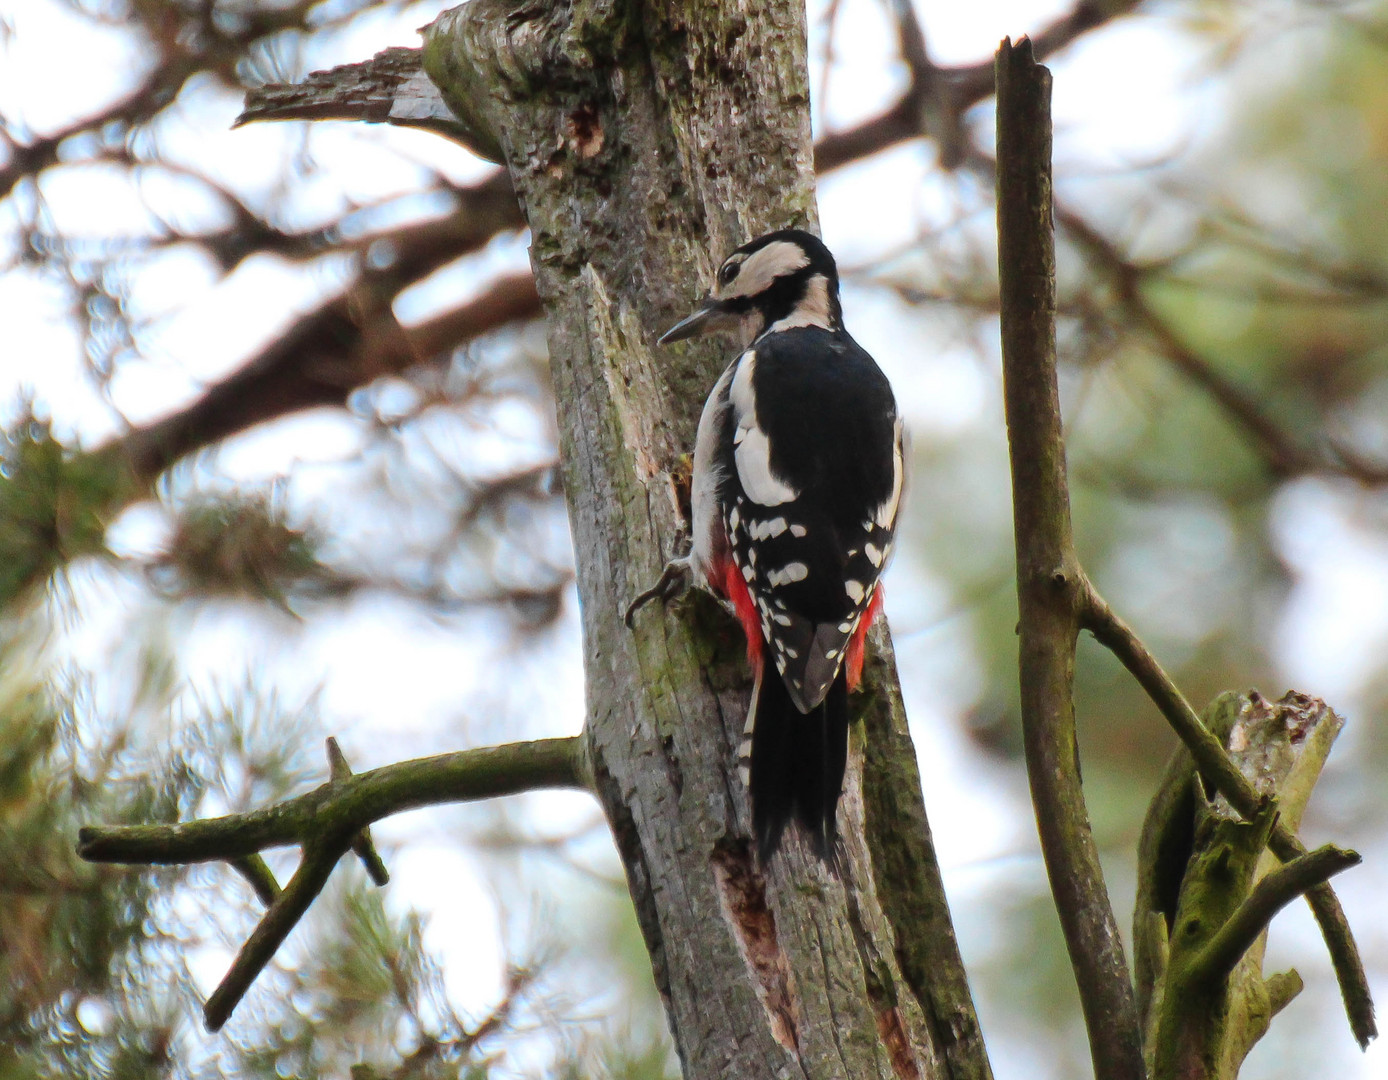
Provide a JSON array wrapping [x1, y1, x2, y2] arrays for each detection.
[[0, 666, 195, 1080], [151, 491, 323, 609], [0, 413, 134, 608]]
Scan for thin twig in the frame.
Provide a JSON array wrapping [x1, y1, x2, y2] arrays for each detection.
[[326, 737, 390, 886], [1186, 846, 1361, 989], [204, 834, 350, 1031], [228, 854, 281, 906], [995, 37, 1145, 1080], [1081, 582, 1377, 1047]]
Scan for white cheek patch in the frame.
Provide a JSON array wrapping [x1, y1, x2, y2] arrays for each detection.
[[719, 240, 811, 299]]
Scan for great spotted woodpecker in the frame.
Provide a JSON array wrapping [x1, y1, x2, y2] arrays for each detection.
[[629, 229, 904, 862]]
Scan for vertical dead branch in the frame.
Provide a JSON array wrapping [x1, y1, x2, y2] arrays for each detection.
[[994, 36, 1145, 1080]]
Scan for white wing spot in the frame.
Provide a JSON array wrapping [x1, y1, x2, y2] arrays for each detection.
[[775, 656, 786, 675], [825, 648, 839, 660], [865, 543, 883, 566], [766, 562, 808, 588], [773, 612, 792, 626], [784, 645, 799, 659], [728, 506, 740, 530], [766, 517, 787, 538], [838, 620, 854, 633], [742, 565, 755, 582], [789, 523, 807, 537], [845, 580, 865, 603]]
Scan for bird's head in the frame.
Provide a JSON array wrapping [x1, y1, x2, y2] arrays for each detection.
[[659, 229, 843, 348]]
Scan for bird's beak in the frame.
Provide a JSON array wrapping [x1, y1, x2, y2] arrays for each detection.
[[658, 298, 739, 345]]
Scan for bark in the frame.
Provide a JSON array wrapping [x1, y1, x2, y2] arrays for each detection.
[[412, 1, 988, 1076], [1135, 692, 1358, 1079]]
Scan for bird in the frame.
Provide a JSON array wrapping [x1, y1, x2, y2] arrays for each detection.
[[628, 228, 904, 863]]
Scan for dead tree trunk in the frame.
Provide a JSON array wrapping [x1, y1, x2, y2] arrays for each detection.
[[412, 2, 990, 1076]]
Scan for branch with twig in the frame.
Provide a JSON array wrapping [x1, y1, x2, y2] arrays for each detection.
[[1084, 593, 1377, 1049], [1186, 844, 1360, 991], [77, 734, 591, 1030], [994, 34, 1374, 1075]]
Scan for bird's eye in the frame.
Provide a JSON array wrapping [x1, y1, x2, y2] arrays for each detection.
[[717, 262, 739, 287]]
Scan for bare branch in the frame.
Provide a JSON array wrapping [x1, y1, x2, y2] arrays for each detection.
[[236, 47, 498, 158], [995, 37, 1145, 1080], [229, 853, 281, 906], [815, 0, 1143, 172], [77, 734, 589, 1030], [78, 735, 589, 866], [1054, 204, 1388, 486], [110, 270, 539, 482], [204, 832, 345, 1031], [326, 736, 390, 886]]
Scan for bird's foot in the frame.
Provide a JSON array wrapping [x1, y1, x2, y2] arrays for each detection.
[[625, 556, 693, 627]]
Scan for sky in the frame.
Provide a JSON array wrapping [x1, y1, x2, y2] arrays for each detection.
[[1, 0, 1386, 1076]]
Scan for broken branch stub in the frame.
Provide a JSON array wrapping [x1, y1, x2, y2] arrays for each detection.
[[1136, 690, 1364, 1078]]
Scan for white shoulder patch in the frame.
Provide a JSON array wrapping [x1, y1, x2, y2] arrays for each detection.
[[729, 350, 798, 507], [874, 416, 905, 529]]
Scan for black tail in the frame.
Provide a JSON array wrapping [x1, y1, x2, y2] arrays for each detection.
[[745, 660, 849, 863]]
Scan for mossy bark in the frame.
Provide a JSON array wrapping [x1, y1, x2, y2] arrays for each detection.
[[420, 1, 989, 1077], [1136, 691, 1348, 1079]]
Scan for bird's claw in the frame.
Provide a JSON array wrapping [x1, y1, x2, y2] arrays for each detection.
[[625, 557, 693, 627]]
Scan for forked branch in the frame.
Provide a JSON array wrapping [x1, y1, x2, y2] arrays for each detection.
[[78, 734, 591, 1030], [994, 33, 1374, 1076], [1082, 585, 1376, 1048]]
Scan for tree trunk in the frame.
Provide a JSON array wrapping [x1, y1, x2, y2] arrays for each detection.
[[421, 2, 990, 1076]]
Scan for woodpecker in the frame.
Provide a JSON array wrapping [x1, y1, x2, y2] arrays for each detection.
[[629, 229, 904, 862]]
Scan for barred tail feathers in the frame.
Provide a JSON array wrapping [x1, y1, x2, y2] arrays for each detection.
[[743, 657, 849, 862]]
